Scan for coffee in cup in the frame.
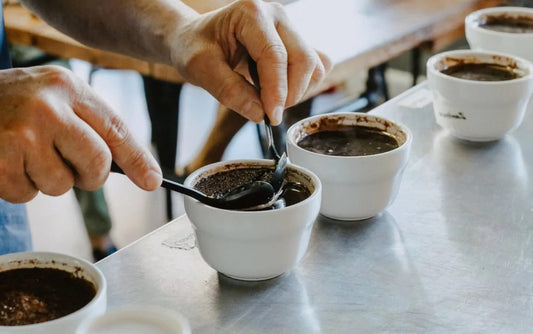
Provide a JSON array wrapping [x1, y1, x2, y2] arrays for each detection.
[[476, 11, 533, 33], [295, 124, 400, 156], [0, 267, 96, 326], [440, 61, 521, 81]]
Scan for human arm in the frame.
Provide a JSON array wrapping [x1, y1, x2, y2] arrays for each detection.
[[19, 0, 331, 124]]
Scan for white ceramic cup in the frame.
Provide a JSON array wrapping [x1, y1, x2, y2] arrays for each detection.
[[184, 159, 321, 281], [286, 112, 412, 221], [466, 6, 533, 62], [427, 49, 533, 141], [0, 251, 107, 334]]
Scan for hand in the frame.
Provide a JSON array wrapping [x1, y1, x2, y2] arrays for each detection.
[[170, 0, 332, 125], [0, 65, 162, 203]]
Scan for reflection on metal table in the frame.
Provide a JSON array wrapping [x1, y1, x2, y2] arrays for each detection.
[[97, 82, 533, 333]]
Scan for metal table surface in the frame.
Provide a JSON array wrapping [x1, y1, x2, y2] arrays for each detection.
[[97, 83, 533, 333]]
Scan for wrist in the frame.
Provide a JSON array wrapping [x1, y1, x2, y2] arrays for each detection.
[[163, 3, 200, 67]]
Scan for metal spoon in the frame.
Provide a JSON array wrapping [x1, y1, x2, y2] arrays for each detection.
[[248, 60, 288, 194], [110, 162, 275, 210]]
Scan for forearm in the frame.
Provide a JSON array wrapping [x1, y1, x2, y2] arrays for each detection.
[[19, 0, 199, 65]]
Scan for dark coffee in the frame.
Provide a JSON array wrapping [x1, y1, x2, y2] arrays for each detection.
[[194, 167, 310, 210], [478, 14, 533, 33], [297, 125, 399, 156], [0, 267, 96, 326], [441, 63, 520, 81]]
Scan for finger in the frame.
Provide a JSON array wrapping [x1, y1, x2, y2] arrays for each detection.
[[254, 41, 288, 126], [237, 7, 288, 125], [274, 22, 316, 108], [0, 154, 38, 203], [306, 50, 332, 94], [70, 86, 162, 191], [275, 14, 332, 109], [49, 102, 110, 191], [190, 51, 265, 123], [25, 144, 75, 196], [317, 50, 333, 75]]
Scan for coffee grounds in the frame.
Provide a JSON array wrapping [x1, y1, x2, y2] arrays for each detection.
[[195, 168, 272, 198], [0, 267, 96, 326], [193, 167, 311, 209]]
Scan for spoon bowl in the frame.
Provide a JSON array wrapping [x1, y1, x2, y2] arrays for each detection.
[[110, 162, 275, 211]]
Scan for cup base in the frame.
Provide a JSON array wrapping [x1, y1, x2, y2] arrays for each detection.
[[320, 212, 377, 221], [220, 271, 284, 282], [445, 131, 505, 142]]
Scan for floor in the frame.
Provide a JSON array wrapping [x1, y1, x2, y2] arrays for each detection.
[[25, 59, 416, 262]]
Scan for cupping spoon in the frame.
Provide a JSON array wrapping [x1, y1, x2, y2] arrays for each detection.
[[110, 162, 275, 211], [248, 60, 288, 194]]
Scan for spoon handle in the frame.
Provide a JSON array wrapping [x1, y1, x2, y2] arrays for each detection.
[[110, 162, 218, 206], [248, 60, 281, 161]]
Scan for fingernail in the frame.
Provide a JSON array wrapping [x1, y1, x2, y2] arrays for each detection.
[[144, 169, 162, 190], [272, 106, 284, 125]]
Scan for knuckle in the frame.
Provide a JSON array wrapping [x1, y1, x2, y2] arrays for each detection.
[[117, 150, 152, 183], [238, 0, 262, 15], [215, 77, 242, 106], [240, 99, 262, 122], [28, 97, 63, 126], [128, 151, 150, 172], [40, 175, 74, 196], [86, 149, 112, 177], [13, 124, 39, 149], [301, 54, 318, 71], [104, 114, 130, 148], [76, 149, 111, 190], [262, 44, 288, 65], [44, 65, 75, 87], [313, 59, 327, 82]]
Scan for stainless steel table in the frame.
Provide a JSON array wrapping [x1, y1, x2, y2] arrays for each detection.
[[97, 83, 533, 333]]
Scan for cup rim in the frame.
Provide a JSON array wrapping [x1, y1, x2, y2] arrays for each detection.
[[286, 112, 413, 160], [184, 159, 322, 214], [426, 49, 533, 84], [465, 6, 533, 37], [0, 251, 107, 329], [75, 305, 191, 334]]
